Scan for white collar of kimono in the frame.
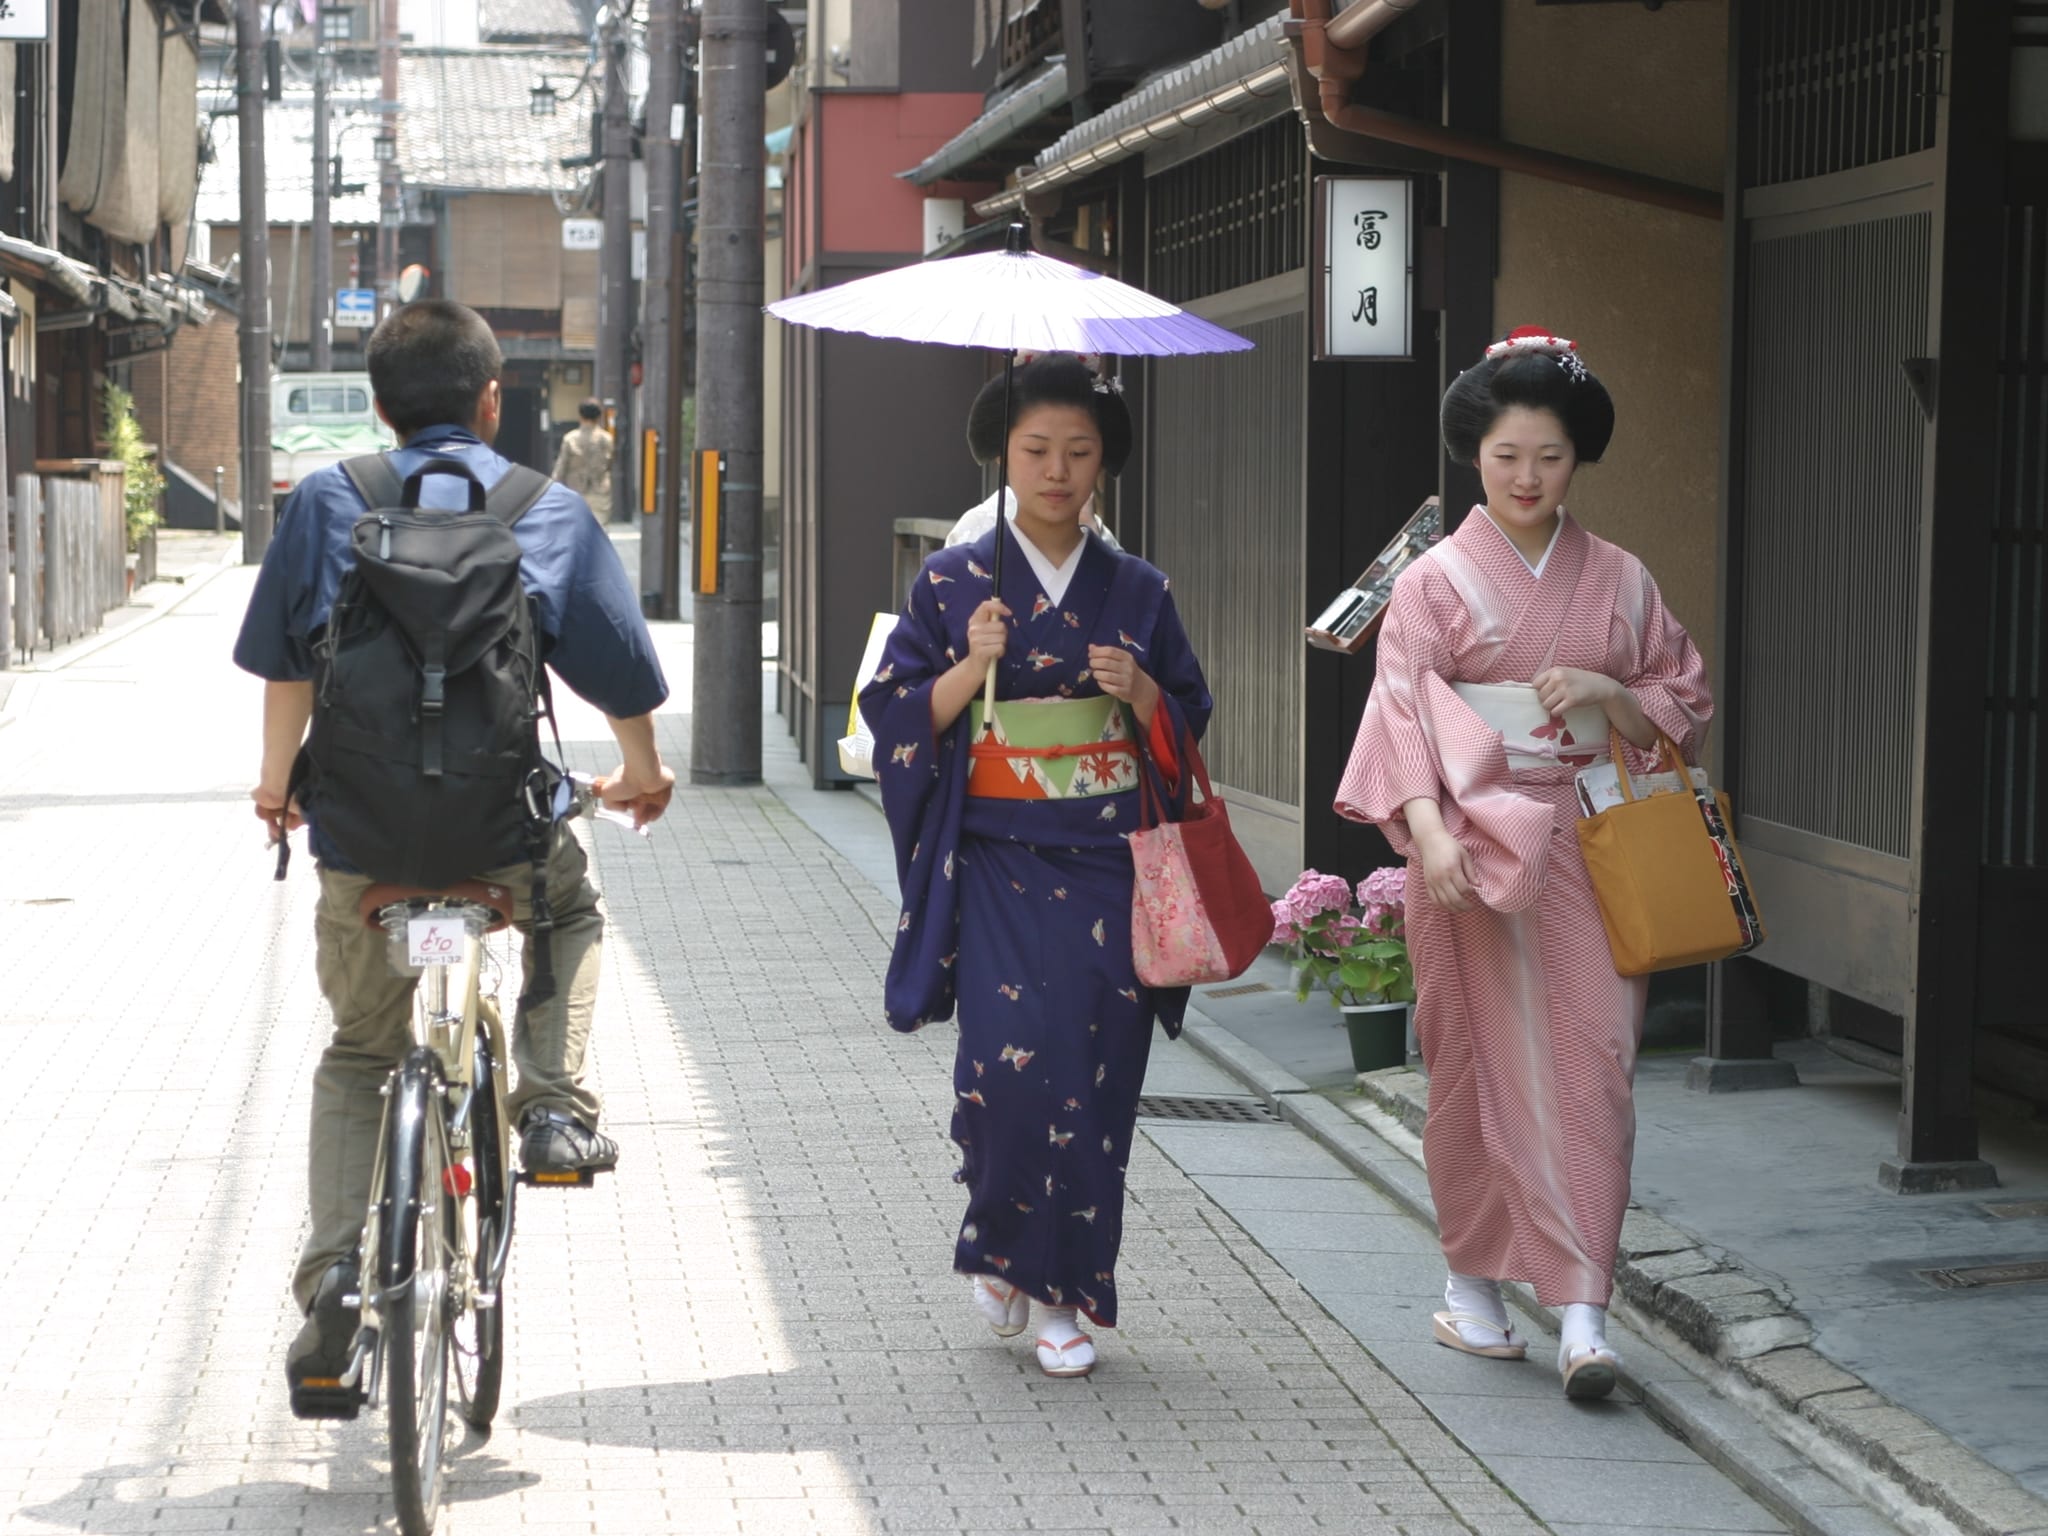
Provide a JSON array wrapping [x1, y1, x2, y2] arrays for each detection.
[[1478, 507, 1565, 578], [1014, 521, 1088, 605]]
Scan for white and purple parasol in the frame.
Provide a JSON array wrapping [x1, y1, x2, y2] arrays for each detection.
[[766, 225, 1252, 587], [766, 223, 1251, 714], [765, 234, 1256, 358]]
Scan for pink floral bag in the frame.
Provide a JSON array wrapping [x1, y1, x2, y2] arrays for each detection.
[[1130, 725, 1271, 987]]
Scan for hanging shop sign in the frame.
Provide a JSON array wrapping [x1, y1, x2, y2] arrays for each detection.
[[1313, 176, 1413, 362], [0, 0, 50, 40], [561, 218, 603, 251]]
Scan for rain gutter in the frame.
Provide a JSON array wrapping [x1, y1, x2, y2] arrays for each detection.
[[900, 59, 1069, 187], [973, 19, 1292, 217], [1287, 0, 1721, 221]]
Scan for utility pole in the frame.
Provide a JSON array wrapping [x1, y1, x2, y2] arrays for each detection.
[[663, 16, 697, 622], [309, 24, 332, 371], [376, 0, 400, 316], [598, 8, 634, 530], [237, 0, 274, 562], [690, 0, 764, 784], [639, 0, 680, 612]]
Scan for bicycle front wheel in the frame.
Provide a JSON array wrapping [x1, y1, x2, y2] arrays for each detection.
[[381, 1050, 455, 1536], [453, 1012, 510, 1429]]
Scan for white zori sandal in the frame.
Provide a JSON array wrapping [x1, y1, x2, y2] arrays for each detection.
[[1431, 1311, 1528, 1360], [1557, 1302, 1619, 1400], [1559, 1344, 1620, 1400], [1034, 1306, 1097, 1378], [1433, 1273, 1528, 1360], [971, 1275, 1030, 1338]]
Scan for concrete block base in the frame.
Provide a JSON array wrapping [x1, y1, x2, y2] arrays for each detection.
[[1686, 1055, 1802, 1093], [1878, 1156, 1999, 1194]]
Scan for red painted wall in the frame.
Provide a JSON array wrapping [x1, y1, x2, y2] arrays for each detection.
[[819, 92, 984, 255]]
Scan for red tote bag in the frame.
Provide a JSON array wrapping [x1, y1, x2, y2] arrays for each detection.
[[1129, 723, 1272, 987]]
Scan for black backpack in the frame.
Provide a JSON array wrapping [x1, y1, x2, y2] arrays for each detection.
[[281, 454, 567, 997]]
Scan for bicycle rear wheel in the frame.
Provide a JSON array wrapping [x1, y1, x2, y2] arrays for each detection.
[[381, 1050, 455, 1536], [452, 1012, 510, 1428]]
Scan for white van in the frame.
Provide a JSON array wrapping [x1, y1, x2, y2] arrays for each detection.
[[271, 371, 396, 504]]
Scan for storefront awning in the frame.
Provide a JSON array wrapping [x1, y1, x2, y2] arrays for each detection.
[[0, 233, 100, 306], [975, 16, 1290, 216], [899, 59, 1071, 187]]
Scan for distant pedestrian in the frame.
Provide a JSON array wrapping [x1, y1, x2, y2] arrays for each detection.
[[860, 355, 1213, 1379], [1336, 328, 1712, 1400], [553, 398, 614, 520]]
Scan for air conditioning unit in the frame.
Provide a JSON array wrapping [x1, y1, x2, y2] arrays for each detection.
[[1059, 0, 1223, 102]]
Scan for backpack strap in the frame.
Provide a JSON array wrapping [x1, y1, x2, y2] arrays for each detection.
[[340, 453, 404, 512], [485, 465, 552, 527]]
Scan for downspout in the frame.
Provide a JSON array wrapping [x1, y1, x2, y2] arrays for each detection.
[[1288, 0, 1722, 223]]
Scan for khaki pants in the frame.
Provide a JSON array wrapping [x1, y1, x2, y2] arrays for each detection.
[[293, 825, 604, 1311]]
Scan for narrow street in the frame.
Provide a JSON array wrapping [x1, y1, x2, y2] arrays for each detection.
[[0, 560, 1855, 1535]]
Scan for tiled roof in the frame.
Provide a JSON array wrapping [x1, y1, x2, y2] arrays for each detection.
[[899, 59, 1071, 186], [1029, 12, 1289, 174], [479, 0, 587, 43], [400, 50, 595, 192], [195, 96, 387, 227]]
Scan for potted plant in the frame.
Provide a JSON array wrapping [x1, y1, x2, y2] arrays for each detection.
[[102, 383, 164, 592], [1271, 867, 1415, 1073]]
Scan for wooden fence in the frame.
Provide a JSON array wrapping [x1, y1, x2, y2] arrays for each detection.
[[4, 461, 128, 663]]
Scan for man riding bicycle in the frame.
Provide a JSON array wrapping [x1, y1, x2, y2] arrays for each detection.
[[233, 300, 675, 1410]]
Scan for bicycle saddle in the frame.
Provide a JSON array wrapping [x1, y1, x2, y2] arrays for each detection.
[[357, 880, 515, 932]]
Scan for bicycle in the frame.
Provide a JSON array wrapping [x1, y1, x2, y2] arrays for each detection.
[[285, 774, 644, 1536]]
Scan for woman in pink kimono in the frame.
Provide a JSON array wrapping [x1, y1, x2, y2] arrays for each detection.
[[1336, 329, 1711, 1400]]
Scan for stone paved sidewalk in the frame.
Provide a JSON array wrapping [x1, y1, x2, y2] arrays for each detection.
[[0, 566, 1861, 1536]]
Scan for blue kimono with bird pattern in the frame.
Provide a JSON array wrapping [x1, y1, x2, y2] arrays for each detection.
[[859, 521, 1213, 1326]]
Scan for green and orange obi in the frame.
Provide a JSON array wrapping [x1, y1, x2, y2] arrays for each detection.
[[966, 696, 1143, 800]]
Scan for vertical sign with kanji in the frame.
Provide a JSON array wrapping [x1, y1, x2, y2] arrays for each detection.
[[1315, 176, 1413, 361]]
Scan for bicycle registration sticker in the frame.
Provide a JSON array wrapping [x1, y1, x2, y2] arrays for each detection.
[[406, 917, 464, 967]]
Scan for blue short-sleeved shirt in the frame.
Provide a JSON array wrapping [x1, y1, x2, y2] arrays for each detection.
[[234, 425, 668, 863]]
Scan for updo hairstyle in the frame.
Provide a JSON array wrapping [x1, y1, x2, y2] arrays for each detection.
[[966, 353, 1133, 475], [1440, 329, 1615, 465]]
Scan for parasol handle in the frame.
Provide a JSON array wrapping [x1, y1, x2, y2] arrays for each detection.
[[983, 346, 1018, 717]]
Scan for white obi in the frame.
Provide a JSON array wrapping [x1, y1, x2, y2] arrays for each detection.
[[1451, 681, 1610, 770]]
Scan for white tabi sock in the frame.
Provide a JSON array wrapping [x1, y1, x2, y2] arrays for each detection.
[[1035, 1304, 1086, 1348], [1559, 1302, 1611, 1363], [1443, 1271, 1515, 1347]]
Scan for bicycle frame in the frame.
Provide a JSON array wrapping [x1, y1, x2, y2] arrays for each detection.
[[348, 898, 512, 1494]]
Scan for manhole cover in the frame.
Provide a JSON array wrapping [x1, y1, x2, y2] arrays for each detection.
[[1915, 1258, 2048, 1290], [1203, 982, 1274, 1000], [1136, 1095, 1280, 1124], [1981, 1200, 2048, 1220]]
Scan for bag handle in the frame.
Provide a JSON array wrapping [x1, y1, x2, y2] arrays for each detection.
[[1609, 727, 1689, 804], [1137, 711, 1216, 830], [401, 458, 488, 511]]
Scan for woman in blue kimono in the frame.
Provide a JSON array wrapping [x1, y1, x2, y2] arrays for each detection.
[[860, 355, 1212, 1379]]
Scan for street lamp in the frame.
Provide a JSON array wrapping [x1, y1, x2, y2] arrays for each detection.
[[530, 77, 558, 117], [373, 129, 397, 163], [318, 3, 353, 42]]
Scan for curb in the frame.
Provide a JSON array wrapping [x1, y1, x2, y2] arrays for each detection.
[[1177, 1007, 2045, 1536], [1344, 1067, 2048, 1536], [1, 550, 240, 705]]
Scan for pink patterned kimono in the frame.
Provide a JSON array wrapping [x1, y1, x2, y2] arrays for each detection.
[[1336, 510, 1711, 1306]]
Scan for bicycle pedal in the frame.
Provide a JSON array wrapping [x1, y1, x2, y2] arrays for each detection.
[[288, 1378, 366, 1421], [286, 1328, 375, 1422], [517, 1165, 609, 1188]]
